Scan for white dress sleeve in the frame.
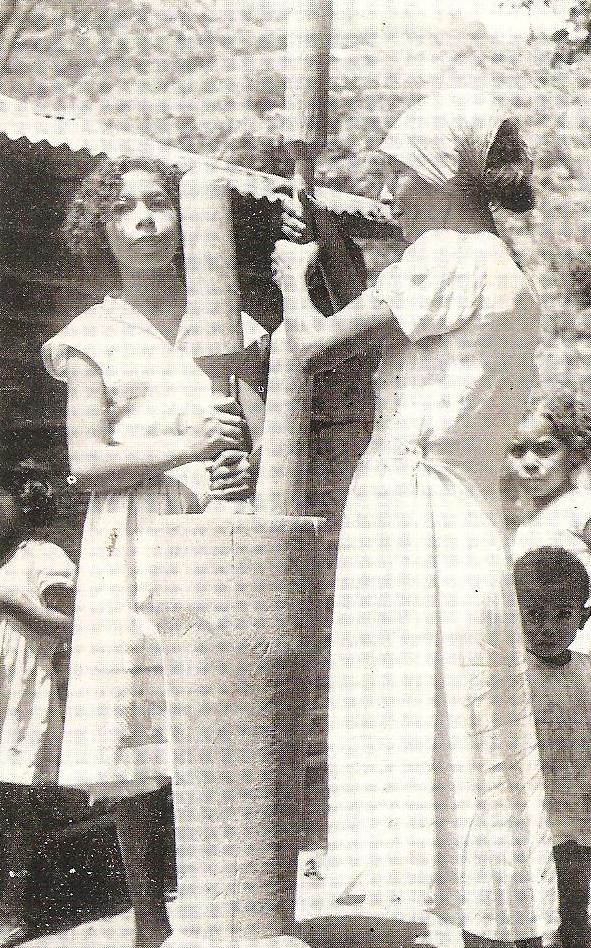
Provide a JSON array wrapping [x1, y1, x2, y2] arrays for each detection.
[[32, 542, 76, 595], [512, 489, 591, 575], [41, 304, 114, 382], [372, 231, 485, 342], [564, 488, 591, 535]]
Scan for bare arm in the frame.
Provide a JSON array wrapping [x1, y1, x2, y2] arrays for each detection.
[[272, 240, 405, 373], [66, 353, 247, 492]]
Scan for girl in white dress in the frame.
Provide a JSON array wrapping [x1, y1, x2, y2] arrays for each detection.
[[42, 158, 262, 948], [273, 91, 558, 947], [0, 463, 75, 946]]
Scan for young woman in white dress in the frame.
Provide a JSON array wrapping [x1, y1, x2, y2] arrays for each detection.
[[42, 158, 261, 948], [273, 90, 558, 948]]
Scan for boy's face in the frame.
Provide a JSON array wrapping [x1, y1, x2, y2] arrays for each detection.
[[516, 579, 590, 659]]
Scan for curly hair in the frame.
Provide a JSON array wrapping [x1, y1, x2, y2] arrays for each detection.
[[0, 461, 57, 530], [526, 386, 591, 461], [63, 156, 182, 259], [514, 546, 590, 606]]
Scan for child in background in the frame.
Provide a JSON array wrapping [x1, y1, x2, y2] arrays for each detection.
[[0, 464, 75, 946], [514, 547, 591, 948], [508, 388, 591, 574]]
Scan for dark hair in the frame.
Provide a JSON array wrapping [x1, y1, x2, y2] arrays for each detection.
[[482, 120, 534, 213], [63, 156, 182, 259], [514, 546, 590, 606], [526, 386, 591, 461], [0, 462, 57, 530]]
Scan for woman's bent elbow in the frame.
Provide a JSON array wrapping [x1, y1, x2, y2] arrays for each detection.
[[68, 452, 152, 493]]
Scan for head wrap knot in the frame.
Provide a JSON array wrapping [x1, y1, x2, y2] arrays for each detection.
[[379, 89, 511, 192]]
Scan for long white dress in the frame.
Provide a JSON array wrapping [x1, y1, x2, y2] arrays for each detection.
[[42, 297, 265, 800], [0, 540, 76, 785], [297, 231, 559, 941]]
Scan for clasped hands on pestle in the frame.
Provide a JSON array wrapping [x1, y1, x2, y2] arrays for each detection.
[[182, 392, 255, 500]]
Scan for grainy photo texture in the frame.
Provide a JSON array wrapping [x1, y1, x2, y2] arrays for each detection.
[[0, 2, 589, 947]]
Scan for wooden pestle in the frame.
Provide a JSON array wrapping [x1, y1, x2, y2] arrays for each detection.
[[284, 0, 332, 227], [255, 0, 333, 517], [176, 166, 265, 513], [283, 0, 332, 167]]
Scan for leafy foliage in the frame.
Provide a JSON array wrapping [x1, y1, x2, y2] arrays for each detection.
[[500, 0, 551, 11]]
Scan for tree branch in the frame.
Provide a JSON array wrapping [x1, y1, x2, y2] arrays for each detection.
[[0, 0, 37, 75]]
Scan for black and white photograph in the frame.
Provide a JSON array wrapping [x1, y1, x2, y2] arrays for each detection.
[[0, 1, 588, 946]]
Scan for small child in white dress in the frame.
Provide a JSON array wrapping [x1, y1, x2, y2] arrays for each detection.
[[0, 464, 75, 946], [514, 547, 591, 948]]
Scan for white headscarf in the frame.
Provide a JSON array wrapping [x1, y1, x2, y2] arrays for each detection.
[[379, 89, 511, 191]]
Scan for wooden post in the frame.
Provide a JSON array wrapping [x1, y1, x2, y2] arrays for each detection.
[[255, 0, 333, 517], [178, 166, 244, 368], [283, 0, 332, 200], [254, 324, 312, 517], [154, 166, 322, 948]]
